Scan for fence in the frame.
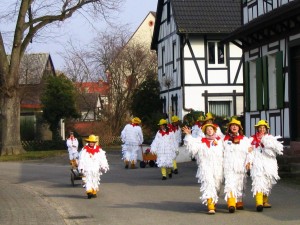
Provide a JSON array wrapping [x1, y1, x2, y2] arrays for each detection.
[[20, 136, 122, 151]]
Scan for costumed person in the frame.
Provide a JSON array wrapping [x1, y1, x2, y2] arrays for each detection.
[[78, 134, 109, 199], [223, 118, 252, 213], [202, 112, 224, 138], [121, 117, 144, 169], [191, 115, 205, 138], [248, 120, 283, 212], [183, 124, 224, 214], [66, 131, 79, 169], [150, 119, 177, 180], [168, 115, 182, 174]]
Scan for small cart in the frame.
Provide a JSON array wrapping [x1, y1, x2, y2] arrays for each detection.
[[140, 147, 157, 168], [70, 168, 83, 186], [70, 160, 83, 186]]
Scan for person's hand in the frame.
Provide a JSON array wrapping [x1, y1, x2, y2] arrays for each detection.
[[182, 126, 191, 135], [246, 162, 251, 170], [248, 146, 253, 153]]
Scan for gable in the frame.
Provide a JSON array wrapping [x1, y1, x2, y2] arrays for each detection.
[[19, 53, 56, 85], [152, 0, 241, 50]]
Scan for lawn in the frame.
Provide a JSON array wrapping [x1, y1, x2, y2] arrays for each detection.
[[0, 150, 67, 162], [0, 146, 121, 162]]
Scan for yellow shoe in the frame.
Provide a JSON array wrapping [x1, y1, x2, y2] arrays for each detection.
[[207, 198, 216, 214], [263, 195, 272, 208], [124, 160, 129, 169], [256, 192, 263, 212], [227, 197, 236, 213], [263, 202, 272, 208], [86, 190, 93, 199], [208, 209, 215, 214], [131, 164, 136, 169]]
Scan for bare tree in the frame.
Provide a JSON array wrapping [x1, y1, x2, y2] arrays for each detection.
[[98, 34, 158, 134], [62, 27, 158, 134], [0, 0, 121, 155]]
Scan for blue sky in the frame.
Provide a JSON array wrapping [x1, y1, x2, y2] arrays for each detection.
[[1, 0, 157, 70], [40, 0, 157, 70]]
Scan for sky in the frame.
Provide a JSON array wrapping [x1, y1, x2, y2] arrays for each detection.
[[1, 0, 158, 70]]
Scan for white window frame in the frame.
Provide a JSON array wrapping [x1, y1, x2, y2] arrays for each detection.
[[207, 41, 226, 68]]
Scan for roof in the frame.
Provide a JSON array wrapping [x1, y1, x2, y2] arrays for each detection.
[[18, 53, 56, 84], [72, 121, 103, 136], [223, 1, 300, 50], [172, 0, 241, 34], [76, 93, 100, 111], [75, 80, 109, 95], [151, 0, 241, 49]]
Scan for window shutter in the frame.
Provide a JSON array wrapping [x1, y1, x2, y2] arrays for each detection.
[[262, 56, 269, 109], [276, 51, 284, 108], [256, 58, 263, 110], [244, 61, 250, 112]]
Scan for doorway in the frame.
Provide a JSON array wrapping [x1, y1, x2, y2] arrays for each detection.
[[290, 45, 300, 141]]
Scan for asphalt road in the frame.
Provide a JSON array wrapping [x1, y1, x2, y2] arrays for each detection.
[[0, 150, 300, 225]]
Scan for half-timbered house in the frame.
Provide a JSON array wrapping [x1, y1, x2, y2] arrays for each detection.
[[151, 0, 243, 120], [224, 0, 300, 146]]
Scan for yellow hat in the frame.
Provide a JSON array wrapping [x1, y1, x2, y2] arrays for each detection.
[[171, 115, 180, 122], [131, 117, 141, 124], [85, 134, 98, 143], [227, 118, 243, 130], [197, 115, 205, 122], [255, 120, 270, 129], [158, 119, 168, 125], [202, 123, 217, 133], [204, 112, 214, 122]]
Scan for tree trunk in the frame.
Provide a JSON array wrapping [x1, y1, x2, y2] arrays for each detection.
[[1, 90, 25, 155]]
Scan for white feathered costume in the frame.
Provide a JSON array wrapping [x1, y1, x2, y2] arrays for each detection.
[[223, 134, 251, 201], [150, 130, 177, 167], [184, 134, 224, 205], [78, 145, 109, 193], [248, 134, 283, 197], [121, 124, 144, 163]]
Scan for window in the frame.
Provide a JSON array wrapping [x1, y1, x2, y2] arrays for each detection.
[[263, 0, 273, 13], [171, 94, 178, 116], [208, 41, 225, 66], [162, 47, 165, 75], [249, 61, 257, 111], [245, 51, 284, 112], [209, 101, 231, 117], [167, 1, 170, 23], [172, 42, 176, 70]]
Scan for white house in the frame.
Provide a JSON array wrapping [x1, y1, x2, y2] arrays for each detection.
[[151, 0, 244, 121]]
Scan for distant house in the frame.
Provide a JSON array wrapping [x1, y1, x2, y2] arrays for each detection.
[[151, 0, 243, 120], [19, 53, 56, 140], [105, 11, 157, 129], [75, 80, 109, 121]]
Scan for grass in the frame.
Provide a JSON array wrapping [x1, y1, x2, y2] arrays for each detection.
[[0, 150, 66, 162], [0, 146, 121, 162]]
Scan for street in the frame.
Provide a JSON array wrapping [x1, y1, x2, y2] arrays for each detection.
[[0, 150, 299, 225]]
